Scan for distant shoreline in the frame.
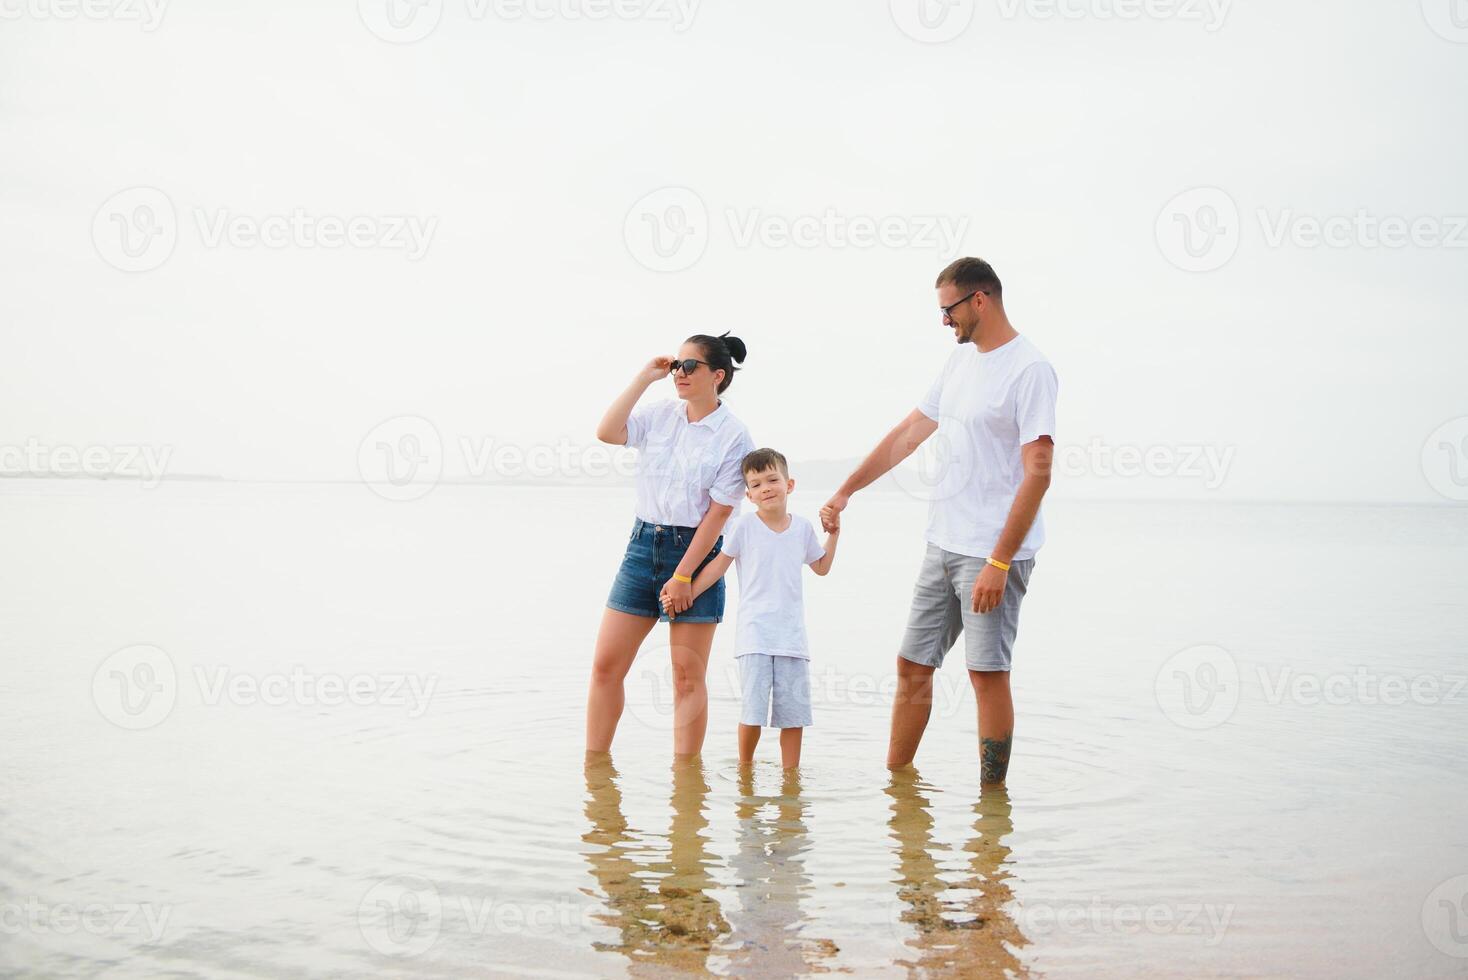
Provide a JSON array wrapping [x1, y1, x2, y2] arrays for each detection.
[[0, 475, 1460, 508]]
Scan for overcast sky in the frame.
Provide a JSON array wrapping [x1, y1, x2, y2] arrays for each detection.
[[2, 0, 1466, 503]]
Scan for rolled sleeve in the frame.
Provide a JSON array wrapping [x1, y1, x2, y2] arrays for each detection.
[[1014, 362, 1059, 445], [917, 366, 945, 421], [708, 432, 755, 507], [721, 516, 745, 558], [624, 400, 662, 450]]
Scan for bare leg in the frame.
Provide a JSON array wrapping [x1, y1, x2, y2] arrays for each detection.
[[669, 621, 716, 758], [888, 656, 936, 767], [968, 669, 1014, 786], [779, 728, 802, 769], [738, 724, 761, 764], [586, 608, 658, 753]]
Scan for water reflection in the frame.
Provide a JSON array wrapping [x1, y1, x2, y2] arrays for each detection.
[[886, 767, 1029, 978], [725, 767, 837, 974], [582, 755, 729, 974]]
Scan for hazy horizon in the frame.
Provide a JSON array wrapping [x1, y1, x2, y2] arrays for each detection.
[[3, 2, 1466, 507]]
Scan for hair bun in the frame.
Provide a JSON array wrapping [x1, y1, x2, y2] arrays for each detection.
[[720, 332, 748, 364]]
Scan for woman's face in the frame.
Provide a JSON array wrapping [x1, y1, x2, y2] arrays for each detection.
[[672, 342, 724, 401]]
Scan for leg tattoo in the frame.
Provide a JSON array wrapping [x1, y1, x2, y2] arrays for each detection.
[[980, 733, 1013, 784]]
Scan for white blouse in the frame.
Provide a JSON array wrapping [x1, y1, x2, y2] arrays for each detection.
[[625, 398, 756, 528]]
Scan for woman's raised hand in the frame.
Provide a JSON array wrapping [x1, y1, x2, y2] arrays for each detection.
[[639, 356, 676, 385]]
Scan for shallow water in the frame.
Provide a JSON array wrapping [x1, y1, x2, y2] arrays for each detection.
[[2, 483, 1466, 977]]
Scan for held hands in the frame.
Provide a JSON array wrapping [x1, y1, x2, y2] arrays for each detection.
[[659, 577, 693, 618], [971, 562, 1007, 615], [819, 493, 848, 534]]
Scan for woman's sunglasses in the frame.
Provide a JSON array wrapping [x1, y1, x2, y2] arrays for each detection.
[[668, 358, 712, 377]]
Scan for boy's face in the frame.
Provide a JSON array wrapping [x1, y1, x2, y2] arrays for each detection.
[[743, 466, 794, 510]]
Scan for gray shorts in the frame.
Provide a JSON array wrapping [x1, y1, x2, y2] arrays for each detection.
[[897, 543, 1034, 672], [737, 654, 813, 729]]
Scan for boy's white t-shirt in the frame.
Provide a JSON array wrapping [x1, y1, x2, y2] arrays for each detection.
[[721, 512, 826, 660], [916, 334, 1058, 561]]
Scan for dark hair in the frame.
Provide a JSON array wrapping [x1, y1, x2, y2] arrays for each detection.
[[741, 448, 789, 480], [685, 332, 747, 394], [935, 257, 1003, 298]]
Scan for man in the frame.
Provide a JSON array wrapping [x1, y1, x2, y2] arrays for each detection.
[[820, 257, 1057, 786]]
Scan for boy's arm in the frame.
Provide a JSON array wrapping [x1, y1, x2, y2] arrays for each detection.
[[809, 517, 840, 576], [690, 552, 734, 599]]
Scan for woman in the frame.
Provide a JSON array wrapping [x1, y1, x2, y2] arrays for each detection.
[[588, 332, 755, 758]]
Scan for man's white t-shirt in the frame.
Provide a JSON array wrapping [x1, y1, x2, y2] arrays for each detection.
[[916, 334, 1058, 561], [721, 512, 827, 660]]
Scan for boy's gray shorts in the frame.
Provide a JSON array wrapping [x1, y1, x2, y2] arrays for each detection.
[[897, 543, 1034, 672], [737, 653, 813, 728]]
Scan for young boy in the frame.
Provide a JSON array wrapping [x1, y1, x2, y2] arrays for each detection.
[[664, 448, 840, 768]]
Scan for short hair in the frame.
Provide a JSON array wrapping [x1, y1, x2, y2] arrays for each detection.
[[935, 257, 1003, 298], [741, 448, 789, 481]]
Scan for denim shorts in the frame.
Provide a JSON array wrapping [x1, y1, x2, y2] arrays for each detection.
[[606, 519, 726, 623]]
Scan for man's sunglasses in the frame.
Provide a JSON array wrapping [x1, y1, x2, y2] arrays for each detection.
[[941, 289, 990, 322], [668, 358, 712, 376]]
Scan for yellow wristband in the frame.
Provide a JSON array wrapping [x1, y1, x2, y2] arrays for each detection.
[[986, 557, 1011, 572], [673, 573, 693, 584]]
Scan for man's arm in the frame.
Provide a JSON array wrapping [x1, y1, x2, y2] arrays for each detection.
[[820, 409, 937, 529], [971, 437, 1054, 613], [990, 437, 1054, 563], [838, 408, 937, 498]]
